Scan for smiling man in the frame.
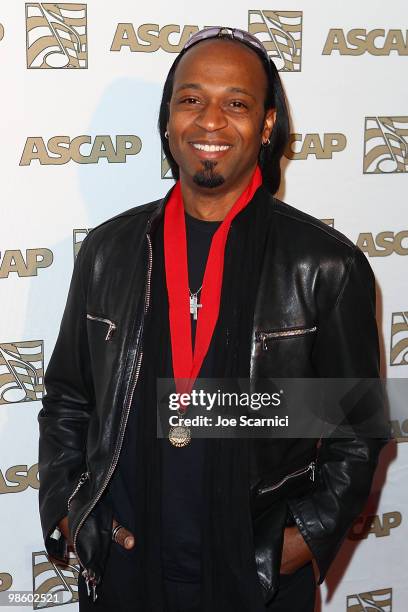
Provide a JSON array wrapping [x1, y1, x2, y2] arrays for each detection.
[[163, 35, 275, 216], [38, 27, 388, 612]]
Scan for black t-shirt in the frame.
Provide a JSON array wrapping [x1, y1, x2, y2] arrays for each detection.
[[160, 211, 221, 582]]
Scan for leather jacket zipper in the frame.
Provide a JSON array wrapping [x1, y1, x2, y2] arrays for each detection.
[[256, 326, 317, 351], [67, 471, 90, 511], [257, 460, 316, 495], [86, 314, 117, 341], [72, 231, 153, 601]]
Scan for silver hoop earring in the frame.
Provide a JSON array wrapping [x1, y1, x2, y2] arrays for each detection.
[[165, 130, 169, 139], [262, 137, 271, 146]]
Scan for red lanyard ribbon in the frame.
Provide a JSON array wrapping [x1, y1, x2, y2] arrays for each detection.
[[164, 165, 262, 397]]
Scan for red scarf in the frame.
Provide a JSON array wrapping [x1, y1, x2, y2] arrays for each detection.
[[164, 165, 262, 399]]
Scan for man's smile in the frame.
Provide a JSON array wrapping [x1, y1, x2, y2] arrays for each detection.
[[189, 140, 233, 159]]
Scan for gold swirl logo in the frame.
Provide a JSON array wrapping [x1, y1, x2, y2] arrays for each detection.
[[363, 116, 408, 174], [346, 587, 392, 611], [26, 3, 87, 69], [32, 551, 80, 607], [248, 10, 302, 72], [390, 312, 408, 366], [0, 341, 44, 404]]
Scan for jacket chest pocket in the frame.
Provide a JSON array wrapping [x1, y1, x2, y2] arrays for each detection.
[[252, 325, 317, 378], [255, 325, 317, 351], [86, 313, 117, 341]]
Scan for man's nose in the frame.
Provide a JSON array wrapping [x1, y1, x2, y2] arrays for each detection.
[[194, 102, 228, 132]]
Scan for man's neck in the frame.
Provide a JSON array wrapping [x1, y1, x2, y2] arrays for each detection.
[[179, 166, 257, 221]]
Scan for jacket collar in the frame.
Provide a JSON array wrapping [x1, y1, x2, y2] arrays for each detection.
[[146, 184, 174, 235], [146, 181, 273, 237]]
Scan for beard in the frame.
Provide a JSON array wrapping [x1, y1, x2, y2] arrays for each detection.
[[192, 160, 225, 189]]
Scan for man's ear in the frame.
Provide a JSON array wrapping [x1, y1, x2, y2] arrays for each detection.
[[262, 108, 277, 142]]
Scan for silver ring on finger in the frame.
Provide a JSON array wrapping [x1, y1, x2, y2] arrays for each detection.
[[112, 524, 123, 542]]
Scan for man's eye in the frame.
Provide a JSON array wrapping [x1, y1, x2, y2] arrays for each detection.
[[180, 97, 199, 104], [230, 101, 247, 109]]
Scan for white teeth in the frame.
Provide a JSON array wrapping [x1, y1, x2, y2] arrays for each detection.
[[192, 143, 230, 152]]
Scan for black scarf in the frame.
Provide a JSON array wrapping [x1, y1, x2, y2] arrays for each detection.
[[132, 186, 272, 611]]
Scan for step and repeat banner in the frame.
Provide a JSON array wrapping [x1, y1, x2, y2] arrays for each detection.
[[0, 1, 407, 610]]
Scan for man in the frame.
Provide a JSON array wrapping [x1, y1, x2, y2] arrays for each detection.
[[38, 27, 389, 611]]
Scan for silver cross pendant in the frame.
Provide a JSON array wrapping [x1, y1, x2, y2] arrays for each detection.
[[189, 293, 202, 320]]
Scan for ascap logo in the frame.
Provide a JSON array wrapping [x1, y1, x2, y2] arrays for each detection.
[[73, 228, 91, 260], [111, 23, 202, 53], [357, 231, 408, 256], [346, 587, 392, 611], [0, 573, 12, 592], [390, 312, 408, 366], [320, 219, 334, 227], [285, 133, 346, 160], [26, 3, 87, 68], [390, 418, 408, 442], [363, 116, 408, 174], [110, 13, 304, 62], [248, 11, 302, 71], [0, 249, 53, 278], [323, 28, 408, 56], [0, 341, 44, 404], [0, 464, 39, 494], [33, 551, 79, 605], [19, 135, 142, 165], [348, 511, 402, 540], [0, 23, 4, 42]]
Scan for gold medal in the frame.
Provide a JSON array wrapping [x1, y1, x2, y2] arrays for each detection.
[[169, 424, 191, 447]]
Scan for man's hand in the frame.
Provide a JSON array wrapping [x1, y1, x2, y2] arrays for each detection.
[[58, 517, 73, 549], [280, 525, 314, 574], [58, 517, 136, 551], [112, 517, 135, 550]]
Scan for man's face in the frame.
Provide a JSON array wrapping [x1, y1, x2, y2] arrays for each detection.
[[167, 39, 276, 191]]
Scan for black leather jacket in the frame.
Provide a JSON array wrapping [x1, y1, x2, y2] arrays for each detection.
[[38, 184, 389, 604]]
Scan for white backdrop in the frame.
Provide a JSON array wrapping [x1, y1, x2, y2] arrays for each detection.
[[0, 1, 407, 610]]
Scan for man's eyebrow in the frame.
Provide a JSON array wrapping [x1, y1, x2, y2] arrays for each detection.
[[227, 86, 256, 100], [175, 83, 256, 100], [175, 82, 203, 92]]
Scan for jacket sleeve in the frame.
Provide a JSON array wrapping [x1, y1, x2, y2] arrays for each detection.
[[37, 234, 95, 561], [287, 245, 390, 584]]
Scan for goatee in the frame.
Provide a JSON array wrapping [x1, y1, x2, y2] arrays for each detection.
[[193, 160, 225, 188]]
